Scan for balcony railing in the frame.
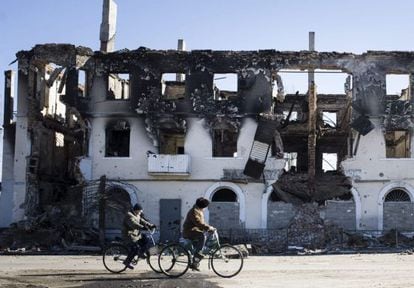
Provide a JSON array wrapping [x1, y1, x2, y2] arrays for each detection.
[[147, 154, 191, 175]]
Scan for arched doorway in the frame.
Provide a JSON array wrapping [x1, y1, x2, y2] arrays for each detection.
[[267, 191, 296, 229], [104, 187, 131, 235], [209, 188, 241, 229], [383, 188, 413, 231]]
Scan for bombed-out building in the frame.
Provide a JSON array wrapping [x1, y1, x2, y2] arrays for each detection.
[[1, 0, 414, 248]]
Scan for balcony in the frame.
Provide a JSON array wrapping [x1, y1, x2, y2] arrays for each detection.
[[147, 154, 191, 175]]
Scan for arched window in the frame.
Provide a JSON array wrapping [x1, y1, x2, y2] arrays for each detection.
[[105, 120, 130, 157], [212, 189, 237, 202], [384, 189, 410, 202]]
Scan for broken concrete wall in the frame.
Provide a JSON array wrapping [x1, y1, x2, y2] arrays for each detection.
[[267, 202, 296, 229], [209, 202, 242, 229], [0, 71, 16, 227], [383, 202, 414, 231], [0, 45, 94, 227], [324, 200, 356, 230], [4, 42, 414, 239]]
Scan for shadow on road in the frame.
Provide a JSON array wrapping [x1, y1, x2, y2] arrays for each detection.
[[19, 270, 221, 288]]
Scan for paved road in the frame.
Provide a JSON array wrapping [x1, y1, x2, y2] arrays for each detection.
[[1, 253, 414, 287]]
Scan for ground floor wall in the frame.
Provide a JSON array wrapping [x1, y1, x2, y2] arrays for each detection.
[[4, 174, 414, 235]]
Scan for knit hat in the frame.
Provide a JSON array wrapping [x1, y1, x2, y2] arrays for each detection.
[[195, 197, 210, 209], [133, 203, 143, 211]]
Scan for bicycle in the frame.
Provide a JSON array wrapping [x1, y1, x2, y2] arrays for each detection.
[[102, 228, 163, 273], [158, 230, 244, 278]]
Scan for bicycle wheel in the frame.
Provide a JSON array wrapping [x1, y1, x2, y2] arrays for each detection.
[[211, 244, 243, 278], [102, 243, 129, 273], [158, 243, 190, 278], [147, 244, 163, 273]]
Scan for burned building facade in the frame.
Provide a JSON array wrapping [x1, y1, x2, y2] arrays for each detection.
[[1, 2, 414, 244], [2, 43, 414, 240]]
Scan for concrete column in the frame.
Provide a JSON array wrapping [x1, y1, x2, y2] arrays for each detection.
[[0, 71, 15, 227], [308, 82, 317, 195], [100, 0, 117, 52], [307, 31, 316, 196], [308, 32, 315, 86], [12, 67, 32, 222], [176, 39, 186, 82]]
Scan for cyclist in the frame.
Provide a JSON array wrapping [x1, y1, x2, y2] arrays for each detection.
[[182, 197, 216, 271], [122, 203, 156, 269]]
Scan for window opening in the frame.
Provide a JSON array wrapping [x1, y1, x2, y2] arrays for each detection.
[[385, 130, 410, 158], [386, 74, 410, 99], [213, 129, 237, 157], [159, 132, 185, 155], [284, 152, 298, 172], [161, 73, 185, 100], [322, 153, 337, 172], [385, 189, 410, 202], [78, 70, 87, 97], [213, 73, 238, 100], [105, 120, 130, 157], [108, 73, 130, 100], [212, 189, 237, 202], [322, 111, 337, 128], [314, 70, 349, 94]]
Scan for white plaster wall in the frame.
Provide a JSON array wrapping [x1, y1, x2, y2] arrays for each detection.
[[342, 118, 414, 230], [242, 182, 267, 228], [91, 116, 284, 181], [12, 117, 31, 222], [122, 180, 265, 230], [90, 117, 154, 179]]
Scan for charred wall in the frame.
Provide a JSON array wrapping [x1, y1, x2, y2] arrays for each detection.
[[9, 43, 414, 220]]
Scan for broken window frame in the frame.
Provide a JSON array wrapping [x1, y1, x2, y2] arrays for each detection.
[[161, 72, 186, 100], [105, 120, 131, 157], [322, 111, 338, 128], [78, 69, 88, 98], [41, 63, 67, 120], [213, 73, 238, 101], [158, 131, 185, 155], [107, 73, 130, 100], [284, 152, 298, 172], [322, 153, 338, 172], [212, 129, 238, 158], [386, 73, 410, 99], [385, 130, 411, 158]]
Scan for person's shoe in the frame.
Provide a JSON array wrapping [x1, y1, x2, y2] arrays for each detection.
[[189, 262, 200, 271], [123, 261, 134, 269]]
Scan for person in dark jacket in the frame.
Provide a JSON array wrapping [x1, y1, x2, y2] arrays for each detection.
[[122, 203, 156, 269], [183, 197, 215, 270]]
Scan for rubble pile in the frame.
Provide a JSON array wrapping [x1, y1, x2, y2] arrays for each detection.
[[273, 173, 353, 204], [287, 203, 325, 249], [0, 204, 98, 253]]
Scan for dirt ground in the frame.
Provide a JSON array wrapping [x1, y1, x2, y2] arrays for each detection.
[[1, 253, 414, 288]]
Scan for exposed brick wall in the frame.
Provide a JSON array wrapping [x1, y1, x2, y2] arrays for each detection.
[[325, 201, 356, 230], [383, 202, 414, 231], [209, 202, 241, 229], [267, 202, 296, 229]]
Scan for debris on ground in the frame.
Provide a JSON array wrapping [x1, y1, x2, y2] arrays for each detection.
[[0, 203, 99, 254]]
